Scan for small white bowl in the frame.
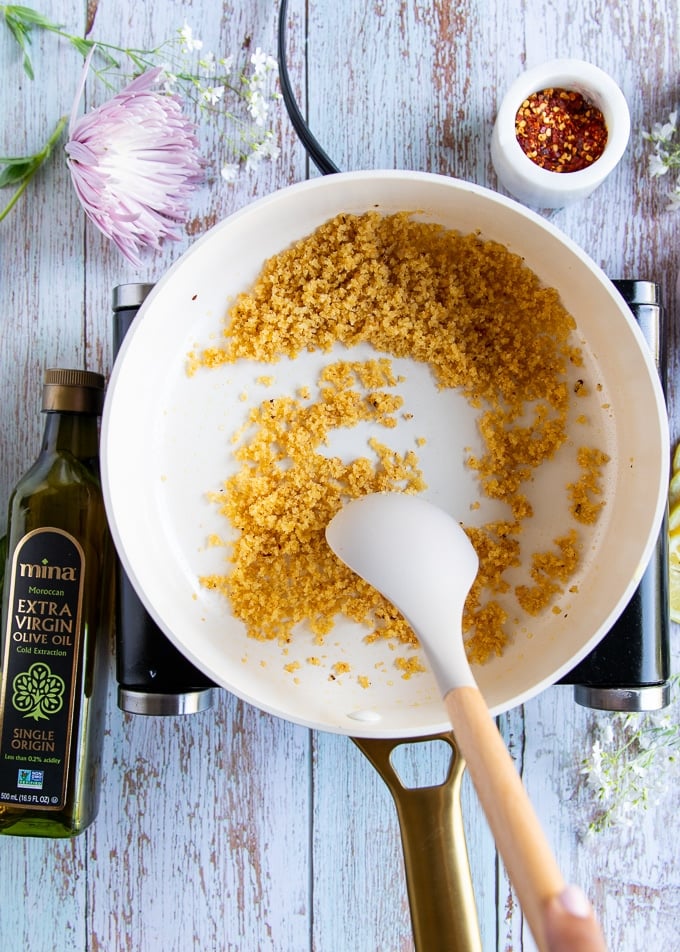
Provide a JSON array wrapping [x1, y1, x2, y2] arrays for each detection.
[[491, 59, 631, 208]]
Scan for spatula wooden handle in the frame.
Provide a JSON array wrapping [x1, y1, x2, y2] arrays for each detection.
[[445, 686, 565, 952]]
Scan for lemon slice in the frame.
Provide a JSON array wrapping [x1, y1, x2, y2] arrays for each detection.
[[669, 505, 680, 536], [667, 443, 680, 622], [670, 471, 680, 511], [670, 565, 680, 624], [669, 519, 680, 623]]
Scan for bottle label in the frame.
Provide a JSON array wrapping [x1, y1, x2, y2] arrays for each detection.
[[0, 529, 84, 811]]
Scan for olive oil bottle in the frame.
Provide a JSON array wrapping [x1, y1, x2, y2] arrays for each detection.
[[0, 369, 112, 837]]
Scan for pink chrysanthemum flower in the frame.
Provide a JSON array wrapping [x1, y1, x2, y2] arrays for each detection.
[[65, 60, 204, 266]]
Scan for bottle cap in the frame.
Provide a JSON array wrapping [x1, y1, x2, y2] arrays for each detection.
[[42, 368, 106, 415], [112, 283, 155, 311]]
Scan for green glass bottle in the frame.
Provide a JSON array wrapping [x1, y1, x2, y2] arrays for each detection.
[[0, 369, 112, 837]]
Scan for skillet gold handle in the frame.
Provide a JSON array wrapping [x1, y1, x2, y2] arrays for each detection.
[[353, 733, 481, 952]]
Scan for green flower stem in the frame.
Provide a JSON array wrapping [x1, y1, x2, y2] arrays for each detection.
[[2, 5, 169, 78], [0, 115, 67, 221]]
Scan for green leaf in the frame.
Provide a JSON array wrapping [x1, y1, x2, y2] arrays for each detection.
[[1, 4, 65, 78], [0, 115, 67, 220], [2, 11, 34, 78], [21, 47, 34, 78], [0, 158, 38, 187], [3, 5, 63, 29]]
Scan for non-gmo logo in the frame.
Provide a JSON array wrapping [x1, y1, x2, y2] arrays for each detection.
[[17, 768, 44, 789]]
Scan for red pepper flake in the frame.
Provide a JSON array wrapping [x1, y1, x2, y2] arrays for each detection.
[[515, 87, 608, 173]]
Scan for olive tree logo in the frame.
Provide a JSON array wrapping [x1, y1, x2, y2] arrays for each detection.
[[12, 662, 65, 721]]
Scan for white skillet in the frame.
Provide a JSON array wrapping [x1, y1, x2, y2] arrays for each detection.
[[102, 172, 668, 735]]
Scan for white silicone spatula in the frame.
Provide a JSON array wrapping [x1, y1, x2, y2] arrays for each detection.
[[326, 492, 566, 952]]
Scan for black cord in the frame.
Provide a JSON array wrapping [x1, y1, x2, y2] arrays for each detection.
[[277, 0, 341, 175]]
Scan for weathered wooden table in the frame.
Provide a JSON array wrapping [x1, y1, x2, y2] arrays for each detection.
[[1, 1, 679, 949]]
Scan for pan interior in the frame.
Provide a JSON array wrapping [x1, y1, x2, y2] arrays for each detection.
[[102, 171, 668, 737]]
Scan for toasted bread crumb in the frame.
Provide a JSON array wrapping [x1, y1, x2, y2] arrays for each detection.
[[196, 212, 609, 668]]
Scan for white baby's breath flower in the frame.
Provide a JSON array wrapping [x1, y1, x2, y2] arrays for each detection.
[[248, 92, 269, 126], [252, 50, 278, 83], [648, 152, 669, 177], [179, 23, 203, 53], [199, 51, 216, 75], [202, 85, 225, 105], [249, 51, 277, 94], [221, 162, 239, 183], [644, 108, 680, 204], [160, 65, 178, 92], [259, 135, 280, 160], [637, 727, 656, 750], [243, 136, 280, 171], [590, 739, 603, 769], [245, 148, 264, 172], [250, 47, 269, 73], [219, 55, 234, 71], [652, 112, 677, 141]]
